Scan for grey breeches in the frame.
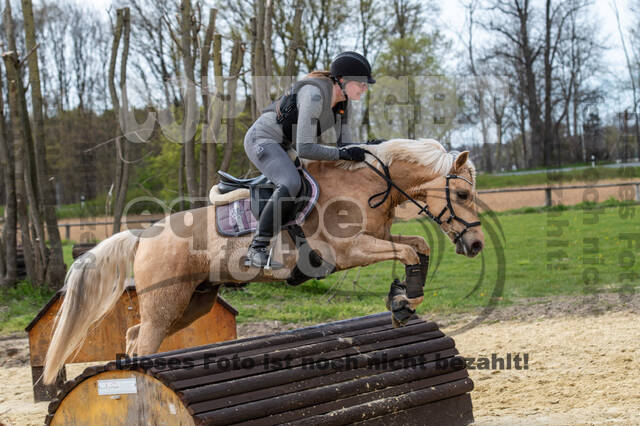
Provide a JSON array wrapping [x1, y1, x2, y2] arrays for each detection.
[[244, 127, 302, 197]]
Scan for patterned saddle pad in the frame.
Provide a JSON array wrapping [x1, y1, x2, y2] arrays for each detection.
[[215, 169, 319, 237]]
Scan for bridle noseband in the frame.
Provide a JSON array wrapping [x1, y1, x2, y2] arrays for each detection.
[[362, 149, 481, 244]]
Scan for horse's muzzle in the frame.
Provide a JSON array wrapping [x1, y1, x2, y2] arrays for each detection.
[[456, 238, 483, 257]]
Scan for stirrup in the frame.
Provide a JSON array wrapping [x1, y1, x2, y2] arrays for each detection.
[[244, 246, 284, 270]]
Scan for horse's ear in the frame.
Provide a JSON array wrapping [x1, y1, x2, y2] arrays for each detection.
[[454, 151, 469, 171]]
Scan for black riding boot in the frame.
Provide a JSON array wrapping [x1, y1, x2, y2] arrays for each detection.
[[245, 185, 294, 269]]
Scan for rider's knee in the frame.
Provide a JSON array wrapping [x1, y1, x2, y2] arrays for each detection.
[[282, 176, 302, 198]]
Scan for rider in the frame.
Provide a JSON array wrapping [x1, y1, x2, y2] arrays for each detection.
[[243, 51, 375, 269]]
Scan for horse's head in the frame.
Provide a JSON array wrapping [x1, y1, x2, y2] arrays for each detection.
[[424, 151, 484, 257]]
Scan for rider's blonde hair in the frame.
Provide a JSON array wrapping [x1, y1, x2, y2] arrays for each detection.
[[305, 70, 333, 81]]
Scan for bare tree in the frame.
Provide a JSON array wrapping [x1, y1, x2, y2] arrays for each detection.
[[251, 0, 275, 117], [108, 8, 132, 233], [179, 0, 198, 202], [282, 1, 303, 85], [615, 0, 640, 159], [462, 0, 492, 171], [3, 0, 37, 282], [207, 32, 224, 188], [297, 0, 349, 71], [22, 0, 66, 286], [218, 36, 245, 173], [0, 54, 17, 286], [198, 8, 217, 200], [40, 3, 71, 113], [486, 0, 593, 167]]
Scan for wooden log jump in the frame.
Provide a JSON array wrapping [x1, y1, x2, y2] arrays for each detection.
[[45, 312, 474, 425]]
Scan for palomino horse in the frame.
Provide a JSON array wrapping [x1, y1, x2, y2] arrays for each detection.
[[43, 139, 484, 384]]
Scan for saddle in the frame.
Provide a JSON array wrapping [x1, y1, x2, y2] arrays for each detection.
[[212, 166, 334, 285], [214, 167, 318, 237]]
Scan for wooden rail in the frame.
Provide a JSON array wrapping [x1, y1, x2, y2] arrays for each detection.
[[57, 218, 159, 240], [478, 181, 640, 207]]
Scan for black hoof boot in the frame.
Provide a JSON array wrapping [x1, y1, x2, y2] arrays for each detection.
[[244, 246, 284, 270]]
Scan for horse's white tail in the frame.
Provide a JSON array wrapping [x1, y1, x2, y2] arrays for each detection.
[[42, 229, 142, 384]]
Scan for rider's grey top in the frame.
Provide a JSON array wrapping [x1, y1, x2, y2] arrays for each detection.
[[250, 81, 354, 161]]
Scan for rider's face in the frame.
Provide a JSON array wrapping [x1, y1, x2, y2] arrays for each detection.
[[343, 80, 368, 100]]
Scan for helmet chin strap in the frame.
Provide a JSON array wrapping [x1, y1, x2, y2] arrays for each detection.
[[337, 79, 349, 102]]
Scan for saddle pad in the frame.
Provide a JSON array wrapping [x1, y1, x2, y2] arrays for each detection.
[[215, 169, 319, 238], [215, 198, 257, 237]]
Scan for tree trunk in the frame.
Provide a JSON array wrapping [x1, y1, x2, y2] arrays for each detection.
[[613, 0, 640, 161], [108, 9, 125, 233], [199, 8, 217, 202], [283, 3, 303, 88], [495, 117, 503, 171], [218, 38, 244, 173], [519, 98, 529, 168], [178, 144, 185, 211], [19, 89, 46, 283], [0, 61, 17, 286], [3, 50, 36, 282], [180, 0, 198, 202], [21, 0, 65, 286], [113, 8, 131, 233], [263, 0, 274, 92], [543, 0, 553, 167], [207, 33, 224, 187]]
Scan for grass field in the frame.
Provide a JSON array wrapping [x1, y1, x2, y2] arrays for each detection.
[[1, 204, 638, 334], [220, 203, 639, 323]]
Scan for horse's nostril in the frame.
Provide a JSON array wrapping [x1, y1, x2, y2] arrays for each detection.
[[471, 241, 483, 253]]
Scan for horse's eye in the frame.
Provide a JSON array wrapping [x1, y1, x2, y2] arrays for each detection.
[[457, 191, 469, 200]]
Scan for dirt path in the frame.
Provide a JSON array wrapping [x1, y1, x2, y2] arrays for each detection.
[[1, 295, 638, 425]]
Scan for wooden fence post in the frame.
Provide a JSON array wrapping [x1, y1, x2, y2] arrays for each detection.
[[545, 187, 552, 207]]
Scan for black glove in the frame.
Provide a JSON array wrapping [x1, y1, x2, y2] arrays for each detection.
[[339, 146, 366, 162], [366, 138, 387, 145]]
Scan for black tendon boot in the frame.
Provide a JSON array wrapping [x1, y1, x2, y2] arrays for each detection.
[[245, 185, 293, 269]]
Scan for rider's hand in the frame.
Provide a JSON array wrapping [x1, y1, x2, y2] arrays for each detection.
[[366, 138, 387, 145], [339, 146, 366, 162]]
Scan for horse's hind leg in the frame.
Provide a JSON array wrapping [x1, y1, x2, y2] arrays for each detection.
[[166, 284, 221, 336], [125, 324, 140, 355], [130, 278, 203, 356]]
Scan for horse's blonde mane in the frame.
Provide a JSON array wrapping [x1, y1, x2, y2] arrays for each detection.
[[324, 138, 476, 186]]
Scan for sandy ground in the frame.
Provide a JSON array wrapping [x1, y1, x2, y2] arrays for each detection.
[[0, 293, 638, 425]]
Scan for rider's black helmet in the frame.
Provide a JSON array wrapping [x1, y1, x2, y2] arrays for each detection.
[[329, 51, 375, 84]]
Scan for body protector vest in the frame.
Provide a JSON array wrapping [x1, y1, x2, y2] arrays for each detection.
[[262, 77, 348, 147]]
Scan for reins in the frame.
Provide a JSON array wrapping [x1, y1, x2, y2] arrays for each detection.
[[362, 149, 481, 244]]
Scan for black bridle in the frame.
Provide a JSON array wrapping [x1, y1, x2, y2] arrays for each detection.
[[362, 149, 481, 244]]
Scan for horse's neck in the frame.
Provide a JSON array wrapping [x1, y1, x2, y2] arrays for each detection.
[[384, 159, 443, 205], [306, 158, 442, 210]]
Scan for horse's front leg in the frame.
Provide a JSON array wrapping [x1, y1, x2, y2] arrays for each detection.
[[337, 233, 420, 268], [337, 234, 424, 327], [389, 234, 430, 293], [389, 234, 430, 256]]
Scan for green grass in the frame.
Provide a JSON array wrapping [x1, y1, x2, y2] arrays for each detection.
[[1, 206, 638, 334], [476, 166, 640, 190], [0, 241, 74, 335], [0, 281, 57, 335], [220, 204, 640, 324], [485, 197, 638, 216]]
